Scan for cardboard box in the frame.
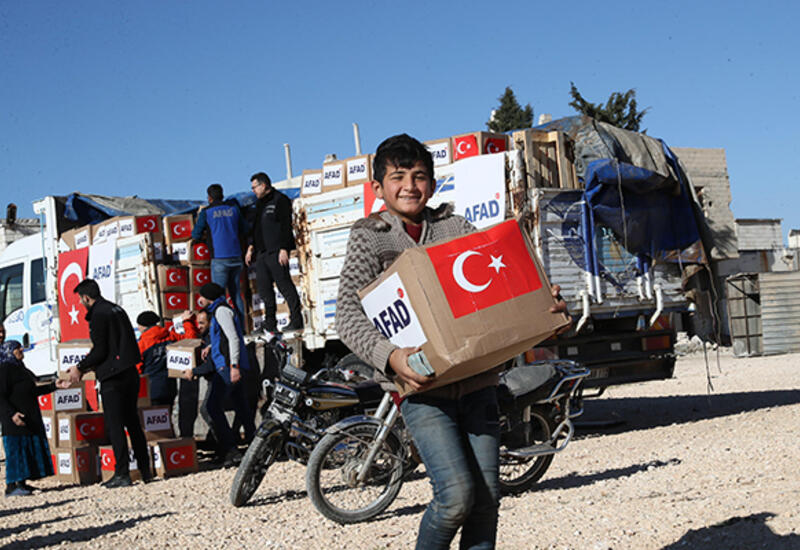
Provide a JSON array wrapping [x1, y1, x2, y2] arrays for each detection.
[[152, 240, 166, 263], [57, 340, 95, 380], [138, 405, 175, 440], [190, 291, 204, 312], [425, 139, 453, 167], [190, 265, 211, 289], [452, 132, 509, 161], [53, 446, 99, 484], [57, 411, 108, 447], [84, 380, 100, 411], [163, 214, 194, 245], [166, 339, 203, 378], [160, 291, 190, 317], [99, 445, 143, 482], [90, 219, 120, 244], [322, 161, 347, 192], [117, 214, 163, 239], [345, 154, 373, 185], [157, 265, 189, 291], [170, 241, 211, 264], [149, 438, 198, 478], [138, 374, 152, 407], [42, 410, 57, 449], [358, 219, 569, 395], [60, 226, 92, 250], [301, 170, 323, 196], [38, 383, 86, 413]]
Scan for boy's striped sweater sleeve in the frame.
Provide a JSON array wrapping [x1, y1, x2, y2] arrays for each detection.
[[335, 224, 397, 375]]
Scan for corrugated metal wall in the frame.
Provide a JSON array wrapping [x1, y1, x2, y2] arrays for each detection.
[[736, 219, 783, 251], [760, 271, 800, 355]]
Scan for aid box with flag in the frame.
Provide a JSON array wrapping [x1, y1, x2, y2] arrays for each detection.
[[149, 437, 198, 478], [170, 241, 211, 264], [99, 445, 143, 482], [57, 340, 94, 380], [54, 446, 99, 484], [190, 265, 211, 289], [38, 383, 86, 413], [160, 291, 190, 317], [163, 214, 194, 245], [358, 219, 569, 395], [165, 339, 203, 378], [139, 405, 175, 440], [452, 132, 508, 161], [58, 411, 108, 447], [157, 265, 189, 291]]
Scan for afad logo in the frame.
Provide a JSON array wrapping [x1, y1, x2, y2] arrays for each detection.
[[372, 296, 412, 339], [302, 173, 322, 194], [463, 193, 502, 224]]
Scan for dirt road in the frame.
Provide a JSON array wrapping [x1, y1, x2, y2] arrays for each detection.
[[2, 350, 799, 549]]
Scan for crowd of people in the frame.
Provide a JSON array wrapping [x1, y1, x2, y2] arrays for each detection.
[[2, 143, 570, 549]]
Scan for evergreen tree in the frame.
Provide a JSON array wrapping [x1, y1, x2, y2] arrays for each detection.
[[568, 82, 649, 132], [487, 87, 533, 132]]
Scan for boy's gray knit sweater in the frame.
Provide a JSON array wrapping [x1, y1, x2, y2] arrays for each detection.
[[336, 203, 499, 399]]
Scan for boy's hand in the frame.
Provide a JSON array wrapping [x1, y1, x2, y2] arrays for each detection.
[[549, 284, 573, 335], [389, 347, 434, 392]]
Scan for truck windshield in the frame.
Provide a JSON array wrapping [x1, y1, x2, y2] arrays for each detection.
[[0, 263, 23, 322]]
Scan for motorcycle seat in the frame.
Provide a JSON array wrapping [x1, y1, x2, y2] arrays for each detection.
[[498, 363, 559, 405]]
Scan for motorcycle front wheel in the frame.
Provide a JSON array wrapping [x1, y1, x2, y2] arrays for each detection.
[[230, 421, 285, 507], [305, 422, 405, 524], [498, 405, 557, 495]]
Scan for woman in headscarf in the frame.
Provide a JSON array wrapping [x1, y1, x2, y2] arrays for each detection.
[[0, 339, 70, 496]]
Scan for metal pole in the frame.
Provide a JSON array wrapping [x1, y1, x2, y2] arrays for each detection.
[[284, 143, 293, 179], [353, 123, 362, 156]]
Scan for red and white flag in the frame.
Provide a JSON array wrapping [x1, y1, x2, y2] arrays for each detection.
[[453, 135, 479, 160], [192, 267, 210, 287], [165, 444, 195, 470], [483, 137, 507, 155], [168, 219, 192, 241], [363, 182, 387, 218], [57, 248, 89, 341], [425, 220, 542, 318], [75, 415, 105, 442], [135, 215, 160, 234], [193, 242, 210, 261]]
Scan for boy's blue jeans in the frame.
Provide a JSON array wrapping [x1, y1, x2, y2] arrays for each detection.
[[211, 258, 245, 323], [400, 385, 500, 550]]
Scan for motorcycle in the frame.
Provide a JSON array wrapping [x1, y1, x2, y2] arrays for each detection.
[[304, 359, 590, 524], [229, 336, 383, 507]]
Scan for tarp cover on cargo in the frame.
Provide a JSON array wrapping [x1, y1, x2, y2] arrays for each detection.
[[537, 116, 704, 261]]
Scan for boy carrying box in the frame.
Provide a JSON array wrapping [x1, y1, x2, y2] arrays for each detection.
[[336, 134, 570, 549]]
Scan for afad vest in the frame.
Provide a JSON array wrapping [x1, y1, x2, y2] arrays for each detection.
[[208, 296, 250, 382], [206, 202, 242, 259]]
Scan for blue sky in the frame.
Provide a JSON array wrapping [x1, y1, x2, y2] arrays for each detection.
[[2, 1, 798, 233]]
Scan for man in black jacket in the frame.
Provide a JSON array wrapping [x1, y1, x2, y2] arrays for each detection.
[[66, 279, 152, 488], [245, 172, 302, 333]]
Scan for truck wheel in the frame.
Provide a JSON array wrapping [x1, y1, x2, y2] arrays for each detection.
[[499, 406, 556, 495], [230, 421, 285, 507]]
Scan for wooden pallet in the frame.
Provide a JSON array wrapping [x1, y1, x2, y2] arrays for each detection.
[[511, 129, 578, 190]]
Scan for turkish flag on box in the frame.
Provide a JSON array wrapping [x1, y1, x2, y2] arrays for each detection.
[[149, 438, 198, 478], [160, 291, 189, 317], [192, 242, 211, 263], [358, 219, 569, 396], [135, 215, 162, 236], [57, 248, 89, 341], [452, 132, 508, 161], [191, 266, 211, 289], [163, 214, 193, 245], [157, 265, 189, 291], [99, 445, 143, 482]]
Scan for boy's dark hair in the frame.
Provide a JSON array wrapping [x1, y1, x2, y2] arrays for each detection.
[[250, 172, 271, 187], [207, 184, 224, 202], [73, 279, 101, 299], [373, 134, 434, 186]]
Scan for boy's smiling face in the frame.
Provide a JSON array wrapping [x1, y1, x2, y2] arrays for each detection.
[[372, 160, 433, 224]]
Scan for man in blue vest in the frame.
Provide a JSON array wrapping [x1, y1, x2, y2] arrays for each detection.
[[196, 282, 255, 467], [192, 184, 249, 323]]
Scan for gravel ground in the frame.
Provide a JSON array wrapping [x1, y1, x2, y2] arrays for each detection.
[[2, 350, 799, 549]]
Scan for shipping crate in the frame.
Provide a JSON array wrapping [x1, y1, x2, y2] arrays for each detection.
[[163, 214, 194, 245], [53, 446, 99, 485], [57, 411, 108, 447], [57, 340, 95, 380], [301, 170, 323, 196], [149, 438, 198, 478], [452, 132, 508, 161], [322, 161, 347, 192], [38, 383, 86, 413], [157, 265, 189, 292], [98, 445, 143, 482], [138, 405, 175, 441], [425, 139, 453, 167], [511, 129, 578, 189]]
